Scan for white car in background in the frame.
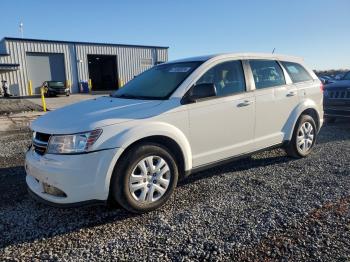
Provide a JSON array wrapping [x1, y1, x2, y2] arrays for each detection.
[[26, 53, 323, 213]]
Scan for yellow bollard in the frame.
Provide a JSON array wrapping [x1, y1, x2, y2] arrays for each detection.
[[65, 79, 71, 88], [65, 79, 71, 93], [28, 80, 33, 96], [40, 87, 47, 112], [88, 79, 92, 92], [118, 77, 124, 88]]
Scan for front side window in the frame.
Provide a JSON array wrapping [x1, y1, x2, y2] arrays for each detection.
[[281, 61, 313, 83], [112, 62, 202, 100], [250, 60, 286, 89], [196, 60, 246, 97]]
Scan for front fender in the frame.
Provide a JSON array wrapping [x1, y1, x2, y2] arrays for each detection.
[[283, 98, 322, 141], [114, 121, 192, 169], [100, 120, 192, 196]]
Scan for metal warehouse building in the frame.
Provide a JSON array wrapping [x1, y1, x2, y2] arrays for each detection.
[[0, 37, 168, 96]]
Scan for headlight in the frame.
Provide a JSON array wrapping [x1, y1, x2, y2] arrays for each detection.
[[47, 129, 102, 154]]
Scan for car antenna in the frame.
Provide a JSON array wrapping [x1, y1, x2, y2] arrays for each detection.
[[272, 48, 276, 54]]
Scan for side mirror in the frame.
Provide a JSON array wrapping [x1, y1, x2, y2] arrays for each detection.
[[185, 83, 217, 103]]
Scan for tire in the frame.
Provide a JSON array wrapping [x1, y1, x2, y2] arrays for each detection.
[[110, 143, 179, 213], [285, 114, 317, 158], [325, 117, 336, 124]]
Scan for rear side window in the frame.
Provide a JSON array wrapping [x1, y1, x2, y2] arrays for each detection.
[[281, 61, 313, 83], [249, 60, 286, 89]]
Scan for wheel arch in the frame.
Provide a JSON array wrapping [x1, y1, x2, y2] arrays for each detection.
[[283, 100, 321, 141], [117, 135, 187, 179], [103, 122, 192, 197]]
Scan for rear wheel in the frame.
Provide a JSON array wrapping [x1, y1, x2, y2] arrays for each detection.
[[110, 143, 178, 213], [285, 114, 317, 158]]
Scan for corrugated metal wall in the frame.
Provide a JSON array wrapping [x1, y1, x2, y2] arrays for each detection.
[[0, 39, 168, 96], [75, 44, 163, 86], [0, 40, 74, 96]]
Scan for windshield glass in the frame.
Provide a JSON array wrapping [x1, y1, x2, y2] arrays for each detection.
[[343, 72, 350, 80], [112, 62, 202, 99]]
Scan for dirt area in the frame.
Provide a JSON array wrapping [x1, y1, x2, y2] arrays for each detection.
[[0, 98, 42, 115]]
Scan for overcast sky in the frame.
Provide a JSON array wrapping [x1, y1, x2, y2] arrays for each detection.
[[0, 0, 349, 70]]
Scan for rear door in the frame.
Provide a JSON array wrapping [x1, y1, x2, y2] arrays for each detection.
[[249, 59, 299, 150]]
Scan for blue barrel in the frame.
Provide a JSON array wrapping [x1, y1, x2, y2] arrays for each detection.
[[80, 81, 89, 93]]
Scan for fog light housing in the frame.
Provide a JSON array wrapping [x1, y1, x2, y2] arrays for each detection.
[[42, 183, 67, 197]]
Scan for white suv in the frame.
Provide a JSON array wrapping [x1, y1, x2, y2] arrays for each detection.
[[26, 53, 323, 213]]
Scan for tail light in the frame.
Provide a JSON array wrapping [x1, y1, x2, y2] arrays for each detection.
[[320, 82, 325, 92]]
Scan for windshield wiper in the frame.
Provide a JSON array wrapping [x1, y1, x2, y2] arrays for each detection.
[[112, 94, 164, 100]]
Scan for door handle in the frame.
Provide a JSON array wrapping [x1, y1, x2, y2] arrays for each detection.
[[286, 91, 297, 97], [237, 100, 254, 107]]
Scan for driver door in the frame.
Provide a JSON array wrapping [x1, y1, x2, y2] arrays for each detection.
[[185, 60, 255, 167]]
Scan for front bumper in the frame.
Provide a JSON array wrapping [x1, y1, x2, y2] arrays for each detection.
[[48, 88, 69, 95], [25, 147, 120, 205]]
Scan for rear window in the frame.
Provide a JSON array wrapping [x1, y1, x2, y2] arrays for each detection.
[[281, 61, 313, 83], [249, 60, 286, 89]]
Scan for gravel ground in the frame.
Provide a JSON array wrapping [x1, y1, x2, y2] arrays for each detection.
[[0, 120, 349, 261], [0, 98, 42, 115]]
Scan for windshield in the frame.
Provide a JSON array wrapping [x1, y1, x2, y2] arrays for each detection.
[[112, 62, 202, 100], [343, 72, 350, 80]]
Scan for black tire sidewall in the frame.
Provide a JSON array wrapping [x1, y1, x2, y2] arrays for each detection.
[[111, 143, 178, 213]]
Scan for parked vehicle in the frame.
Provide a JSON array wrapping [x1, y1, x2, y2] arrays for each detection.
[[335, 73, 345, 80], [319, 75, 335, 85], [26, 53, 324, 213], [43, 81, 70, 97], [323, 71, 350, 123]]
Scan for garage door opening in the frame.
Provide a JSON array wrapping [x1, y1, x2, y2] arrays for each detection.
[[26, 53, 66, 94], [88, 55, 118, 91]]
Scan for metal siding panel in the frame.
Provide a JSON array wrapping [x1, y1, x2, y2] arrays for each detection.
[[1, 39, 168, 95]]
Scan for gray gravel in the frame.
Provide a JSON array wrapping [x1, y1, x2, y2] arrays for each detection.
[[0, 120, 349, 261], [0, 98, 42, 115]]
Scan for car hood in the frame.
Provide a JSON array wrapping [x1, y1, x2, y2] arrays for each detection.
[[31, 96, 163, 134], [325, 80, 350, 90]]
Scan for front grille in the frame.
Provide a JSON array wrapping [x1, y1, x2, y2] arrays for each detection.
[[32, 132, 51, 155], [327, 89, 350, 99]]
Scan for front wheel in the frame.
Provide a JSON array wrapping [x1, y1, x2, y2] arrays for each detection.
[[110, 143, 179, 213], [285, 114, 317, 158]]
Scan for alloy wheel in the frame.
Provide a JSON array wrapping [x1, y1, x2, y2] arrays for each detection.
[[128, 155, 171, 203], [296, 122, 314, 153]]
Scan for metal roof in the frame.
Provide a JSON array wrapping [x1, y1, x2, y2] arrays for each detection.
[[2, 37, 169, 49]]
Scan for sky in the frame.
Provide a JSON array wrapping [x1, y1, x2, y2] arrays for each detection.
[[0, 0, 349, 70]]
